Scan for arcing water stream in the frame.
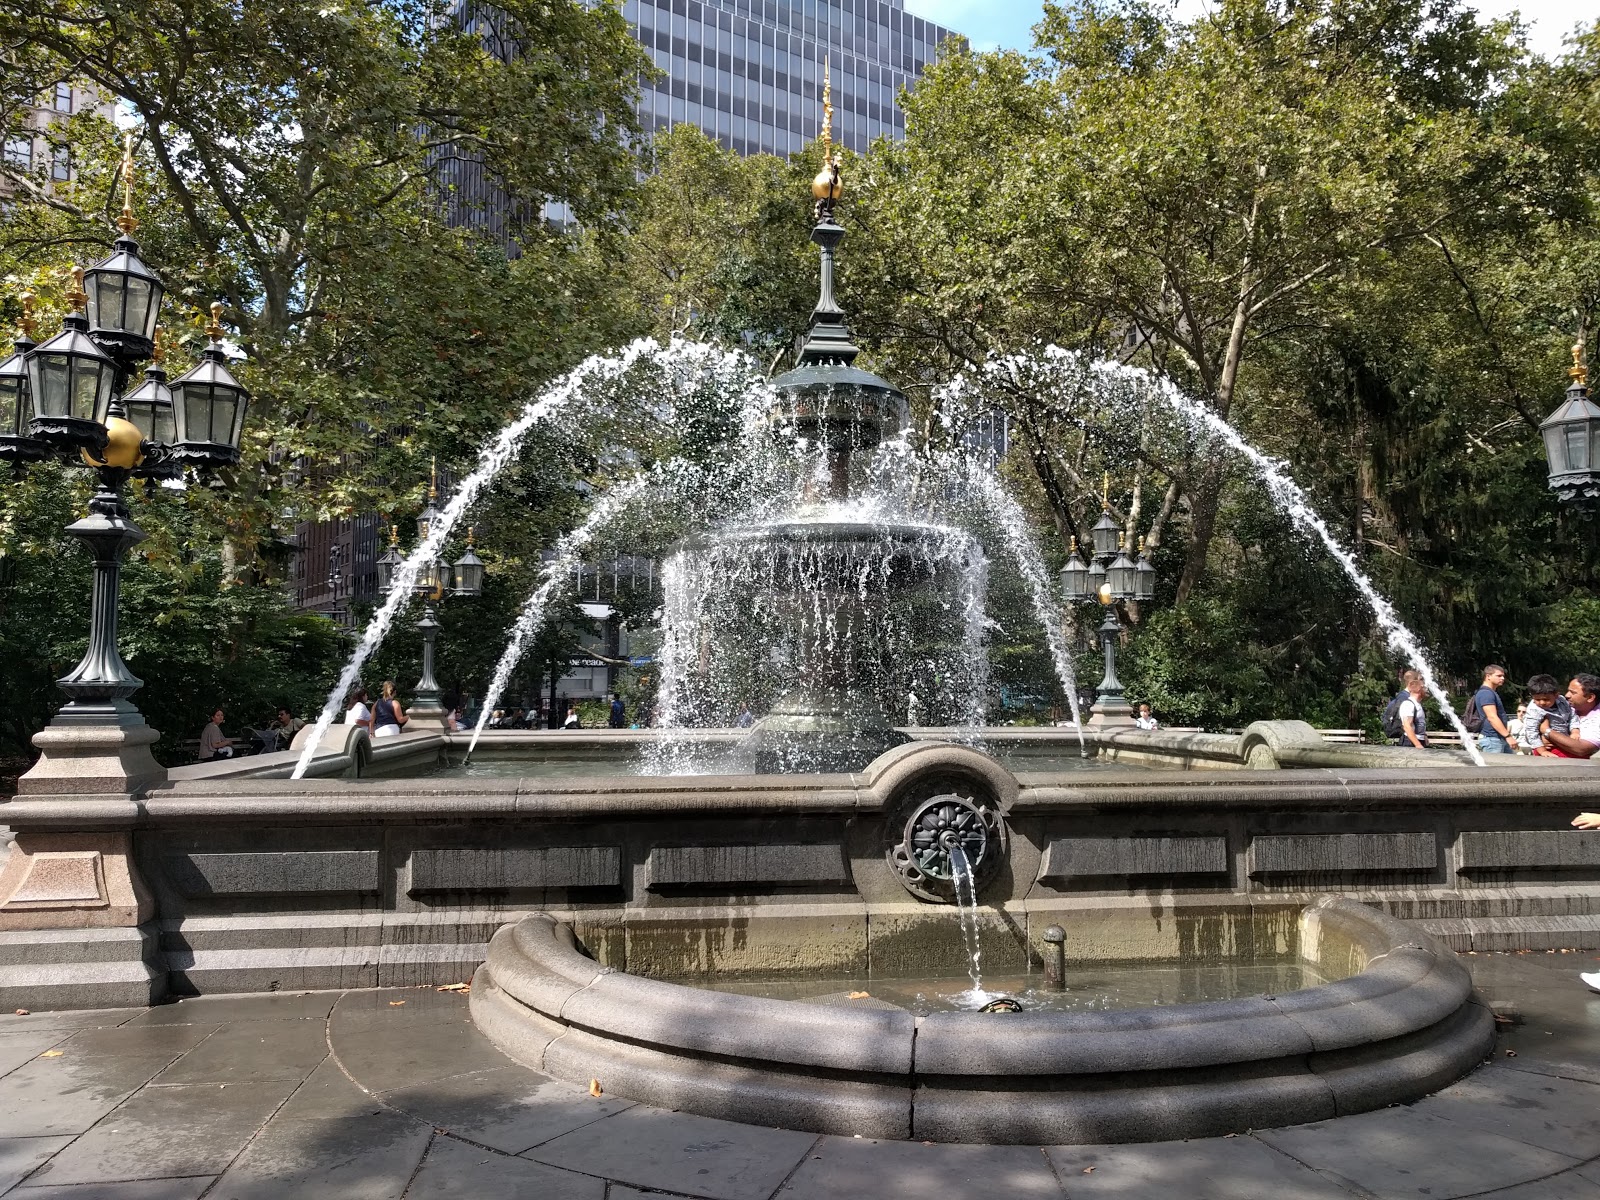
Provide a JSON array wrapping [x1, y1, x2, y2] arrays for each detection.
[[938, 347, 1486, 767]]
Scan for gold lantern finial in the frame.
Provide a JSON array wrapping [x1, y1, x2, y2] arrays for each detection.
[[117, 132, 139, 235], [466, 525, 476, 548], [429, 455, 438, 501], [18, 292, 37, 342], [151, 324, 166, 363], [1571, 336, 1588, 389], [205, 301, 224, 343], [65, 265, 88, 311], [389, 523, 400, 547], [821, 59, 833, 169], [1100, 471, 1110, 508]]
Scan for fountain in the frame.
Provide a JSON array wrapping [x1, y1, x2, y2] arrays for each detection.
[[13, 76, 1584, 1154]]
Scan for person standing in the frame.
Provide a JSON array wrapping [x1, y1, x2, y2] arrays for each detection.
[[609, 693, 626, 729], [1540, 675, 1600, 760], [1385, 670, 1429, 748], [1469, 664, 1514, 755], [371, 681, 408, 739]]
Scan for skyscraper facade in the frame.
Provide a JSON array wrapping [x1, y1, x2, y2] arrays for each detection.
[[625, 0, 959, 158]]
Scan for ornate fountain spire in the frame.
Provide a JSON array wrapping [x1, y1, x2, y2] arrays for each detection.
[[797, 56, 857, 368]]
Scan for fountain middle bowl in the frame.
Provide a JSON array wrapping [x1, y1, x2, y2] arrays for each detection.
[[470, 895, 1492, 1145], [664, 512, 988, 773]]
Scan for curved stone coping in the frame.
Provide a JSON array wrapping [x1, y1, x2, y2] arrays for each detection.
[[471, 896, 1494, 1144]]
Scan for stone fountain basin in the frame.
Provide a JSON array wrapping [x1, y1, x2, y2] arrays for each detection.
[[470, 895, 1493, 1145]]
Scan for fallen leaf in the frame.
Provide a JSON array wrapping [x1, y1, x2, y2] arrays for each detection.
[[39, 1050, 63, 1058], [1083, 1166, 1096, 1173], [589, 1079, 603, 1097], [436, 982, 470, 992], [389, 1000, 406, 1007], [1506, 1049, 1518, 1057], [848, 991, 871, 1000], [13, 1009, 28, 1016]]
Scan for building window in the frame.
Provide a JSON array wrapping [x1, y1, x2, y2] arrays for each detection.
[[3, 137, 30, 168], [52, 83, 73, 113], [52, 146, 71, 181]]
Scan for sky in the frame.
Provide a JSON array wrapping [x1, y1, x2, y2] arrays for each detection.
[[902, 0, 1596, 60]]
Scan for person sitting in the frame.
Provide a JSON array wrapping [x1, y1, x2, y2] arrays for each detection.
[[444, 705, 463, 732], [1539, 674, 1600, 759], [371, 681, 408, 739], [198, 708, 239, 760], [1134, 703, 1159, 730], [1520, 674, 1573, 756], [274, 707, 306, 751], [562, 707, 581, 729], [345, 687, 372, 731]]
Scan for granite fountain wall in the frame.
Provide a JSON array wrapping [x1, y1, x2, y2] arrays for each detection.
[[2, 721, 1600, 1009]]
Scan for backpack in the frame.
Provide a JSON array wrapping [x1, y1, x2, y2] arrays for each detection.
[[1381, 690, 1409, 740], [1462, 693, 1484, 734]]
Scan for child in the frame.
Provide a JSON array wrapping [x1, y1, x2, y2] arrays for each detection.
[[1520, 673, 1573, 755]]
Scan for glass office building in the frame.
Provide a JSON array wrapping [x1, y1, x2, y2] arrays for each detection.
[[626, 0, 959, 158]]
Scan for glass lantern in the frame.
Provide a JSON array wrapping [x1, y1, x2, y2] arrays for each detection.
[[452, 539, 485, 597], [25, 308, 118, 452], [83, 235, 164, 366], [0, 331, 49, 466], [1059, 539, 1090, 601], [376, 531, 402, 595], [124, 363, 175, 449], [1134, 539, 1156, 601], [1107, 540, 1139, 599], [1090, 508, 1120, 560], [1541, 383, 1600, 500], [169, 316, 250, 468]]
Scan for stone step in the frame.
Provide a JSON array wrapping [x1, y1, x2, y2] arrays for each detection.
[[0, 926, 163, 1010], [1417, 913, 1600, 952]]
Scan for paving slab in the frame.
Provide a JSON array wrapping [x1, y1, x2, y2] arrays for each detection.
[[122, 991, 341, 1027], [1044, 1136, 1357, 1200], [18, 1078, 298, 1186], [0, 1053, 174, 1137], [404, 1134, 604, 1200], [0, 1137, 72, 1193], [1467, 1168, 1600, 1199], [1498, 1055, 1600, 1087], [0, 1010, 138, 1035], [207, 1110, 432, 1200], [0, 1035, 71, 1079], [1409, 1064, 1600, 1157], [526, 1106, 818, 1200], [268, 1056, 383, 1122], [1255, 1105, 1580, 1199], [332, 1016, 513, 1093], [56, 1022, 220, 1059], [12, 1175, 217, 1199], [376, 1064, 633, 1154], [328, 987, 470, 1033], [778, 1137, 1062, 1200], [148, 1018, 328, 1086]]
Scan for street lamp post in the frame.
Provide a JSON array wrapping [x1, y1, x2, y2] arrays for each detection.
[[377, 465, 484, 727], [1059, 488, 1158, 728], [0, 137, 250, 795]]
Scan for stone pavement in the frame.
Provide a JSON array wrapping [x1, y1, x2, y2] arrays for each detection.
[[0, 952, 1596, 1200]]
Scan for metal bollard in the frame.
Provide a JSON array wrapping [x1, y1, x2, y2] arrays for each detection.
[[1042, 924, 1066, 990]]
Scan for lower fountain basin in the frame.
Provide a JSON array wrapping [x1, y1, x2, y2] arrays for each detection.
[[471, 895, 1493, 1145]]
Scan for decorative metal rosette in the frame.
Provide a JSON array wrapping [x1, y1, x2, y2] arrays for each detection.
[[885, 786, 1007, 904]]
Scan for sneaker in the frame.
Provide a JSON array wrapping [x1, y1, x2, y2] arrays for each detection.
[[1582, 972, 1600, 994]]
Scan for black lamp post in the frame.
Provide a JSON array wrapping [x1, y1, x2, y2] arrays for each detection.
[[4, 137, 251, 796], [377, 465, 484, 725], [1541, 339, 1599, 505], [1060, 483, 1159, 727]]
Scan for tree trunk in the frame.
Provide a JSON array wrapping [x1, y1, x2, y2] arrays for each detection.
[[1174, 459, 1226, 603]]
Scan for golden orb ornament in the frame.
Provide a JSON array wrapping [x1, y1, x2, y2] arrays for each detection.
[[1097, 582, 1114, 606], [811, 163, 841, 202], [81, 416, 146, 470]]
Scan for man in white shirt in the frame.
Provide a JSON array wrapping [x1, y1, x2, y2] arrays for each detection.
[[1397, 671, 1428, 749], [1542, 674, 1600, 760]]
